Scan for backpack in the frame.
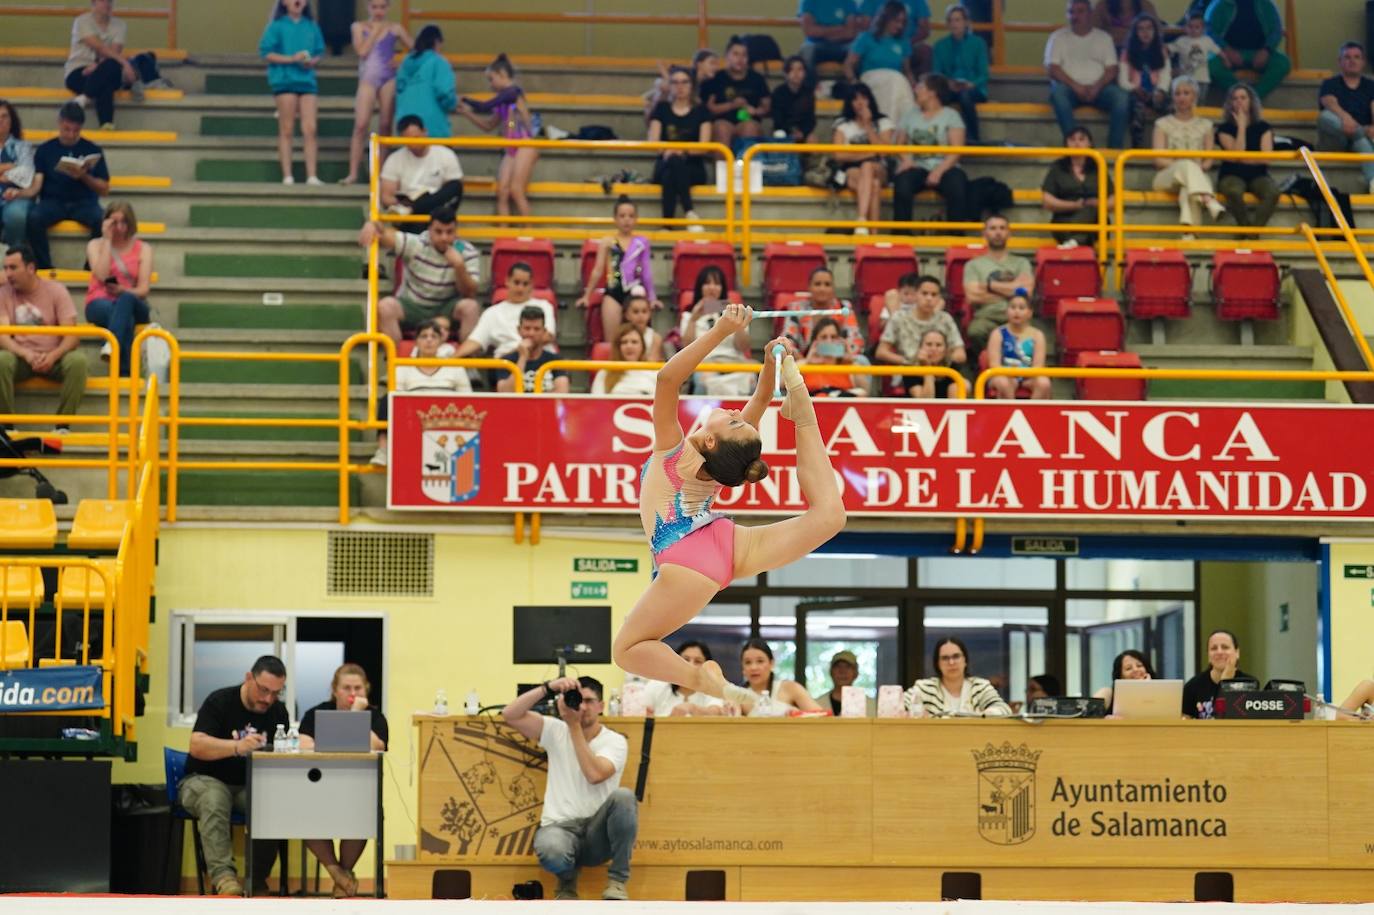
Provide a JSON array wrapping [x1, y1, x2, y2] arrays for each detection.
[[1285, 177, 1356, 229], [968, 176, 1014, 220]]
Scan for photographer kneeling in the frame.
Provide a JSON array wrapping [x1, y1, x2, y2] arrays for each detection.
[[502, 676, 637, 900]]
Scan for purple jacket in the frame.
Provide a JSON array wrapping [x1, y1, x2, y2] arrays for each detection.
[[612, 235, 656, 302]]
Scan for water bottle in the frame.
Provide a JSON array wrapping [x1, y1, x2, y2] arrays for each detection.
[[433, 689, 449, 715], [464, 689, 480, 716], [287, 724, 300, 753], [273, 724, 287, 753], [607, 689, 622, 717]]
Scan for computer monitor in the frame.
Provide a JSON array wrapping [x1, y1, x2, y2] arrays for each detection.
[[512, 605, 612, 665], [1113, 679, 1184, 719]]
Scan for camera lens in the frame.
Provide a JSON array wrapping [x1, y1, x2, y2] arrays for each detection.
[[563, 689, 582, 710]]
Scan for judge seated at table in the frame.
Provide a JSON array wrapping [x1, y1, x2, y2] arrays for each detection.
[[179, 654, 290, 897], [1182, 628, 1255, 719], [298, 662, 389, 897], [645, 641, 729, 716], [1093, 650, 1154, 713], [502, 676, 638, 901], [904, 637, 1011, 717]]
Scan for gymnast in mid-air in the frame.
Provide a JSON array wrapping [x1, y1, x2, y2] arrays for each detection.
[[613, 302, 847, 703]]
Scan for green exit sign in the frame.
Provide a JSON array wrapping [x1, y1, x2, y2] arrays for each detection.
[[571, 581, 608, 600], [573, 558, 638, 574], [1343, 564, 1374, 579]]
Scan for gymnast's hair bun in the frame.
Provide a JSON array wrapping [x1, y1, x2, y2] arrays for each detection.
[[745, 459, 770, 484]]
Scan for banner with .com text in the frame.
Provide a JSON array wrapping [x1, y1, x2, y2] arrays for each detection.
[[0, 666, 104, 713], [386, 393, 1374, 521]]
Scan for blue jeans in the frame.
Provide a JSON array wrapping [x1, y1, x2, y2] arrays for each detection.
[[86, 292, 150, 376], [1049, 80, 1131, 150], [532, 787, 638, 883], [1316, 109, 1374, 184], [27, 196, 104, 270], [0, 195, 31, 247]]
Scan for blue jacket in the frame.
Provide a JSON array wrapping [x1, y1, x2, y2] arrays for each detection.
[[259, 15, 325, 94], [396, 51, 457, 139]]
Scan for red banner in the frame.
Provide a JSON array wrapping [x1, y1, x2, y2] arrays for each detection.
[[386, 393, 1374, 520]]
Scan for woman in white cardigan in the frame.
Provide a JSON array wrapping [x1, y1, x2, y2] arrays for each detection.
[[904, 636, 1011, 716]]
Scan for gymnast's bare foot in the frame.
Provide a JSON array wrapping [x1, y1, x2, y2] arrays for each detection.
[[698, 660, 728, 699]]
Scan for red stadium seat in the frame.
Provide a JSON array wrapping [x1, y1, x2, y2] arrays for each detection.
[[1035, 246, 1100, 318], [1073, 350, 1147, 401], [672, 240, 737, 302], [579, 239, 606, 308], [1124, 248, 1192, 320], [943, 244, 986, 327], [1212, 250, 1280, 321], [590, 342, 612, 361], [853, 242, 919, 307], [490, 237, 555, 291], [865, 293, 889, 342], [763, 241, 827, 309], [1055, 297, 1124, 366]]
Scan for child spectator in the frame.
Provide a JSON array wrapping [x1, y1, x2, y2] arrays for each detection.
[[801, 317, 868, 396], [260, 0, 325, 185], [396, 25, 456, 139], [0, 100, 36, 247], [681, 265, 755, 396], [340, 0, 411, 185], [832, 83, 894, 236], [372, 317, 471, 465], [377, 116, 464, 231], [876, 273, 967, 367], [497, 307, 569, 393], [702, 37, 771, 148], [64, 0, 164, 131], [458, 54, 538, 218], [646, 72, 710, 229], [28, 102, 109, 271], [575, 197, 662, 344], [455, 261, 557, 362], [783, 267, 864, 357], [623, 293, 665, 361], [591, 324, 657, 396], [359, 207, 480, 344], [907, 328, 954, 398], [771, 56, 818, 143], [84, 200, 152, 375], [1168, 11, 1220, 86], [987, 290, 1052, 400]]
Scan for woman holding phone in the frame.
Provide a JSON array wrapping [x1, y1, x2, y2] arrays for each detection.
[[85, 200, 152, 376]]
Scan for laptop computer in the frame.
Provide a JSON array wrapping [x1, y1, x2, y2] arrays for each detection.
[[312, 710, 373, 752], [1113, 679, 1184, 719]]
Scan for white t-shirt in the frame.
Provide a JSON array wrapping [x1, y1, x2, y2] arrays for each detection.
[[644, 680, 726, 717], [380, 146, 464, 201], [538, 716, 628, 826], [395, 363, 472, 393], [467, 298, 557, 358], [67, 13, 128, 78], [1044, 26, 1118, 87], [835, 116, 896, 145], [591, 369, 657, 396]]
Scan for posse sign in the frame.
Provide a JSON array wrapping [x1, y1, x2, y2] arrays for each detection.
[[387, 394, 1374, 520]]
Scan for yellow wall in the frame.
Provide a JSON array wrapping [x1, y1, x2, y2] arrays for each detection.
[[123, 523, 650, 880], [1325, 540, 1374, 702]]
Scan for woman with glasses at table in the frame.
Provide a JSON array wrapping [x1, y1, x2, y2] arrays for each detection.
[[904, 636, 1012, 716]]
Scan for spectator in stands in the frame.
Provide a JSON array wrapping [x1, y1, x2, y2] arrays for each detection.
[[456, 261, 556, 363], [784, 266, 864, 357], [642, 51, 717, 122], [591, 324, 656, 396], [372, 317, 471, 465], [832, 83, 894, 235], [27, 102, 109, 271], [987, 290, 1051, 400], [645, 642, 728, 717], [1151, 76, 1227, 233], [740, 638, 823, 716], [576, 197, 662, 344], [623, 293, 664, 361], [1041, 125, 1114, 245], [498, 307, 569, 393], [0, 245, 87, 429], [1093, 648, 1153, 711], [1317, 42, 1374, 196], [458, 54, 539, 218], [396, 26, 456, 139], [647, 67, 711, 228], [298, 662, 388, 897], [63, 0, 164, 131], [503, 677, 636, 901], [179, 655, 290, 896], [1045, 0, 1132, 150], [1169, 11, 1221, 90], [260, 0, 325, 186], [772, 55, 819, 143], [1182, 628, 1254, 718], [905, 636, 1011, 716], [798, 0, 860, 70], [1215, 82, 1277, 228], [378, 115, 464, 233], [892, 73, 972, 232], [703, 37, 771, 148], [1206, 0, 1289, 100], [681, 265, 755, 396], [856, 0, 934, 79], [359, 207, 480, 345], [1120, 13, 1171, 146], [1092, 0, 1158, 50], [876, 272, 966, 366], [801, 316, 869, 395], [962, 214, 1034, 352], [340, 0, 411, 185], [846, 2, 917, 125], [815, 649, 876, 715], [0, 101, 36, 248], [907, 329, 955, 398], [84, 201, 151, 375], [932, 4, 990, 143]]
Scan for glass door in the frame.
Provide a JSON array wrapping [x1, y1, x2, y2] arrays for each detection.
[[795, 600, 900, 700]]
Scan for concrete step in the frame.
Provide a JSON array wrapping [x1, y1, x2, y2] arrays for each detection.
[[1135, 342, 1321, 400]]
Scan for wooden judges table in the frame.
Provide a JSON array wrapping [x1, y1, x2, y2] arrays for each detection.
[[388, 715, 1374, 902]]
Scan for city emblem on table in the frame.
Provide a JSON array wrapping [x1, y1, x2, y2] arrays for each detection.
[[418, 403, 486, 504], [972, 742, 1042, 845]]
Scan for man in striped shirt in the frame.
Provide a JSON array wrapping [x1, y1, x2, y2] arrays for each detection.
[[359, 206, 481, 344]]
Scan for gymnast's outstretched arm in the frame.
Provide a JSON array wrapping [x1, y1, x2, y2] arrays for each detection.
[[652, 303, 753, 450]]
